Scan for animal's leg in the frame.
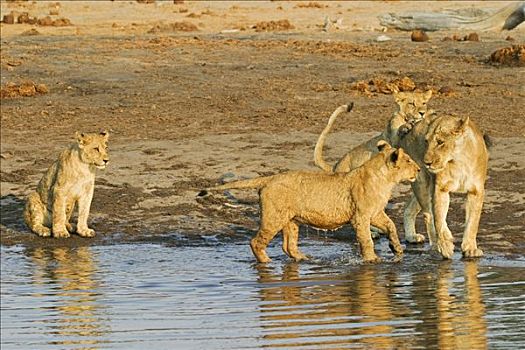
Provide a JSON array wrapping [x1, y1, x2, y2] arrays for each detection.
[[24, 192, 51, 237], [371, 211, 403, 256], [250, 197, 288, 263], [403, 193, 425, 243], [282, 222, 309, 262], [76, 186, 95, 238], [353, 217, 380, 263], [52, 190, 70, 238], [432, 188, 455, 259], [461, 188, 484, 258], [65, 200, 76, 233]]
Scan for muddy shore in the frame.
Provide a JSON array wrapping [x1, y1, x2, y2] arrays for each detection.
[[1, 1, 524, 258]]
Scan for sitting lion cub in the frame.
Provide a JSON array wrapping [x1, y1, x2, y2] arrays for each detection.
[[24, 131, 109, 238], [201, 141, 420, 263]]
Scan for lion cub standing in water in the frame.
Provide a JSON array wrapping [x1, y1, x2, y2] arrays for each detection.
[[24, 131, 109, 238], [201, 141, 420, 263]]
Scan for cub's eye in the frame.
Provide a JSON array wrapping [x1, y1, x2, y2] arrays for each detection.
[[94, 147, 100, 152], [436, 139, 444, 146]]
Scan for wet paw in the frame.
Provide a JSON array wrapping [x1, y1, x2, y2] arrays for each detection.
[[77, 228, 95, 238], [363, 255, 382, 264], [405, 233, 425, 244], [66, 223, 76, 233], [462, 248, 483, 258], [437, 239, 455, 259], [53, 229, 70, 238], [292, 252, 310, 262]]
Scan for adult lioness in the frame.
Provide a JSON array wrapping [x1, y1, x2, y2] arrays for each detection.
[[314, 90, 433, 173], [399, 114, 489, 258], [201, 141, 420, 263], [24, 131, 109, 238]]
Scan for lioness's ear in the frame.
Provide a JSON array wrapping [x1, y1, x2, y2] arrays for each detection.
[[75, 131, 86, 147], [377, 140, 391, 151], [393, 89, 403, 103], [424, 90, 433, 101], [453, 116, 469, 135]]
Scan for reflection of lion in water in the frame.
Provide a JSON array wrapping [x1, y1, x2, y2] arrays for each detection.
[[24, 131, 109, 238], [203, 141, 420, 263], [399, 114, 489, 258]]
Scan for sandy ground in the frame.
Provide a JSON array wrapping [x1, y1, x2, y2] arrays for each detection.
[[1, 1, 524, 256]]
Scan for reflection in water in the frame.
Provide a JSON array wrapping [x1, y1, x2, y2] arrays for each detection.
[[255, 261, 488, 349], [29, 247, 108, 349], [435, 261, 488, 350], [2, 243, 521, 349]]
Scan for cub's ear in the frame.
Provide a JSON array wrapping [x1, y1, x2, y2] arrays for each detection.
[[390, 149, 400, 163], [75, 131, 86, 147], [100, 130, 109, 140], [376, 140, 391, 152]]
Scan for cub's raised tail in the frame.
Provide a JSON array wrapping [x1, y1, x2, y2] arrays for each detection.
[[197, 175, 276, 197], [313, 102, 354, 173]]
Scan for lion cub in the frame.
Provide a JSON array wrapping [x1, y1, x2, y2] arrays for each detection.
[[202, 141, 420, 263], [314, 90, 432, 173], [24, 131, 109, 238]]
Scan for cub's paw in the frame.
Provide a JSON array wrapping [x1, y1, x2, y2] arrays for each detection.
[[363, 255, 382, 264], [53, 229, 70, 238], [34, 226, 51, 237], [77, 228, 96, 238]]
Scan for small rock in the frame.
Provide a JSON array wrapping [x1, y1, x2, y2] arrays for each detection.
[[465, 32, 479, 41], [2, 13, 15, 24], [506, 35, 515, 42], [376, 35, 391, 42], [411, 30, 429, 42]]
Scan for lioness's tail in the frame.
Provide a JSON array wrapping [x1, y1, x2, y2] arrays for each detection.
[[313, 102, 354, 172], [197, 175, 275, 197]]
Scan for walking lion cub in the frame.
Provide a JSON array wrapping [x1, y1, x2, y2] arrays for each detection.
[[201, 141, 420, 263], [24, 131, 109, 238]]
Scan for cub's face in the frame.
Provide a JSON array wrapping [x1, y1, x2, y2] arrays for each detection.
[[387, 90, 433, 146], [391, 148, 420, 183], [377, 141, 420, 183], [76, 131, 110, 169]]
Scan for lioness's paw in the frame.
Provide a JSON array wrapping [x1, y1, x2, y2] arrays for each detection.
[[53, 229, 70, 238], [66, 223, 75, 233], [436, 239, 455, 259], [77, 228, 96, 238], [462, 248, 483, 258], [405, 233, 425, 244]]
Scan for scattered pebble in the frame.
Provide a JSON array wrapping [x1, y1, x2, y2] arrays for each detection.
[[411, 30, 429, 42], [375, 35, 391, 42], [489, 45, 525, 67]]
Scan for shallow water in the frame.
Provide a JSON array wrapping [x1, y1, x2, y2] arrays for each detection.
[[1, 238, 524, 350]]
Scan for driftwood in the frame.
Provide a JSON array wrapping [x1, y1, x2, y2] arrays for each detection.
[[379, 2, 524, 31]]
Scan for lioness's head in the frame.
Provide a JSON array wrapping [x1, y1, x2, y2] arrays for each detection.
[[75, 131, 110, 169], [386, 90, 433, 146], [377, 141, 420, 183], [423, 116, 469, 173]]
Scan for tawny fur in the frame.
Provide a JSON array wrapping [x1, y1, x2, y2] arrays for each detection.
[[314, 90, 433, 174], [398, 114, 489, 258], [206, 142, 420, 263], [24, 131, 109, 238]]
